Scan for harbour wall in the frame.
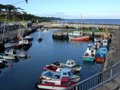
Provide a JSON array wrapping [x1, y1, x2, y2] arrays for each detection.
[[38, 22, 120, 30]]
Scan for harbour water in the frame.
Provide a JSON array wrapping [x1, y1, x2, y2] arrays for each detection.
[[0, 29, 102, 90]]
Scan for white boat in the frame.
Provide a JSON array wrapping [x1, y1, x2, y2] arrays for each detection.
[[5, 49, 17, 57], [72, 31, 83, 37], [0, 54, 16, 60], [83, 44, 96, 62], [37, 68, 78, 90], [18, 53, 26, 58], [45, 59, 82, 73], [24, 35, 33, 41], [94, 38, 101, 50], [5, 49, 28, 58], [37, 33, 42, 42], [14, 38, 31, 49], [102, 39, 108, 46]]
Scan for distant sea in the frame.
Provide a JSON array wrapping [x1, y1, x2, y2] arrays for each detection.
[[55, 19, 120, 25]]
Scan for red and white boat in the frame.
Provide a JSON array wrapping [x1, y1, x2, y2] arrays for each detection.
[[69, 36, 89, 42], [37, 68, 79, 90], [44, 59, 82, 73], [37, 77, 76, 90]]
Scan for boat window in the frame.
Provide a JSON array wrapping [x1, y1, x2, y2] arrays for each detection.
[[68, 72, 71, 76], [67, 63, 70, 65], [91, 50, 94, 53], [91, 54, 94, 57], [85, 53, 89, 56], [63, 72, 67, 76], [71, 62, 74, 65], [54, 75, 60, 79]]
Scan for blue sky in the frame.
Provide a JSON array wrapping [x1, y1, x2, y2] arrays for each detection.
[[0, 0, 120, 19]]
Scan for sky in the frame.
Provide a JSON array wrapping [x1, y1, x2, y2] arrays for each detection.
[[0, 0, 120, 19]]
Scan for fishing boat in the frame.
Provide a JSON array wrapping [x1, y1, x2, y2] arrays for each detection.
[[83, 44, 96, 62], [102, 39, 108, 46], [24, 35, 33, 41], [41, 68, 80, 82], [38, 37, 42, 42], [94, 38, 101, 50], [44, 59, 82, 73], [0, 53, 16, 60], [37, 77, 76, 90], [95, 46, 108, 63], [37, 32, 42, 42], [69, 36, 89, 42], [37, 68, 79, 90], [5, 49, 27, 58], [17, 52, 28, 58], [0, 58, 6, 68], [68, 31, 89, 42], [14, 39, 31, 49], [5, 49, 16, 57]]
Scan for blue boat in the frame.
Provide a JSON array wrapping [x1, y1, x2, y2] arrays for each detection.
[[40, 68, 80, 83], [95, 46, 108, 62]]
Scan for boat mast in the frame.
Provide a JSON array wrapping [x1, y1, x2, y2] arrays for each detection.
[[81, 13, 82, 24], [2, 10, 8, 43]]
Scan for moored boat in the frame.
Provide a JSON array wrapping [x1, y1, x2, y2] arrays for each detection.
[[14, 39, 31, 49], [83, 44, 96, 62], [37, 32, 42, 42], [41, 68, 80, 82], [95, 46, 108, 63], [24, 35, 33, 41], [37, 77, 76, 90], [44, 59, 82, 73], [0, 58, 6, 68], [69, 36, 89, 42], [37, 68, 79, 90]]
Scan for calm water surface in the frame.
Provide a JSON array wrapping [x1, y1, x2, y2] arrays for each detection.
[[0, 29, 102, 90]]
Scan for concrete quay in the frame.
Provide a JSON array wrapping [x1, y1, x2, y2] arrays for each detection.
[[96, 76, 120, 90], [96, 28, 120, 90], [0, 24, 40, 42], [38, 22, 119, 30]]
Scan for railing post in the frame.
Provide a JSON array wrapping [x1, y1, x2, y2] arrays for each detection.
[[75, 86, 79, 90], [110, 68, 113, 82]]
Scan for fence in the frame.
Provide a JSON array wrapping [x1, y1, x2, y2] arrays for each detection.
[[64, 60, 120, 90]]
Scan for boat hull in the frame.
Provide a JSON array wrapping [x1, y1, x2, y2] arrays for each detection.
[[37, 84, 67, 90], [69, 36, 89, 42], [83, 57, 95, 62], [96, 57, 105, 63]]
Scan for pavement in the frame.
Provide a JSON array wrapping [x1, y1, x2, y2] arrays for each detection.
[[96, 28, 120, 90]]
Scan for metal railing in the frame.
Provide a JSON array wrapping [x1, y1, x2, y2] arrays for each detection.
[[64, 60, 120, 90]]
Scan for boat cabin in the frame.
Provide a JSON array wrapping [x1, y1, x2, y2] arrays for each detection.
[[66, 59, 76, 67]]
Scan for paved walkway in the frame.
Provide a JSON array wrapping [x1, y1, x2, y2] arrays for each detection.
[[96, 28, 120, 90], [96, 76, 120, 90]]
